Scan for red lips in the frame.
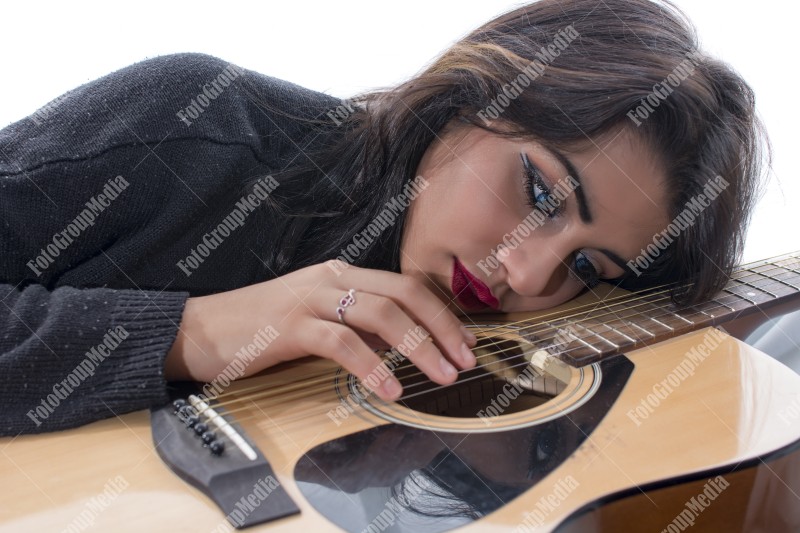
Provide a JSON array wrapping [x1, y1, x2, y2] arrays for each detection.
[[452, 258, 500, 311]]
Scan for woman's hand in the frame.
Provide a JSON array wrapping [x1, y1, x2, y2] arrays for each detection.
[[165, 260, 478, 401]]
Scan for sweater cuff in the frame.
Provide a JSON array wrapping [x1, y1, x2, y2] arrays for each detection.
[[99, 289, 190, 415]]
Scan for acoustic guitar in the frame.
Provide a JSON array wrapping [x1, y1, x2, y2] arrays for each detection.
[[2, 253, 800, 532]]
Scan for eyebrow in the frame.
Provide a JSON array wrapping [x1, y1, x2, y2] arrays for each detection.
[[548, 148, 592, 224], [544, 146, 634, 278]]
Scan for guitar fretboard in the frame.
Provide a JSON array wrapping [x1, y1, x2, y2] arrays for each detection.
[[527, 253, 800, 366]]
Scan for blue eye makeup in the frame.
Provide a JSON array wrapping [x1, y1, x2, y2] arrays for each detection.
[[571, 251, 600, 289], [520, 152, 600, 289], [521, 153, 562, 218]]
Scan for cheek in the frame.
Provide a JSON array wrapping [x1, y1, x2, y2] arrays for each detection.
[[456, 178, 525, 241], [510, 277, 585, 312], [411, 146, 525, 256], [422, 178, 503, 243], [552, 279, 586, 306]]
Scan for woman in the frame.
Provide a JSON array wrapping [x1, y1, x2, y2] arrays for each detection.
[[0, 0, 765, 436]]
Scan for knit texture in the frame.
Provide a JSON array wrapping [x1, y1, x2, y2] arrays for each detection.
[[0, 53, 341, 435]]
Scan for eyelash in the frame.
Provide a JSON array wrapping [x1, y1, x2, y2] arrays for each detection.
[[521, 153, 562, 218], [571, 251, 600, 289], [520, 153, 600, 289]]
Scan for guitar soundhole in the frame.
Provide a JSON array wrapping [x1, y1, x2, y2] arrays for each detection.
[[389, 333, 568, 419]]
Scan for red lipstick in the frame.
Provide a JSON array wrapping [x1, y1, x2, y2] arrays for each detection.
[[452, 257, 500, 311]]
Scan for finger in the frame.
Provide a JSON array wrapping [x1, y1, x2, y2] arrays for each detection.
[[313, 288, 459, 385], [330, 263, 478, 369], [300, 319, 403, 401]]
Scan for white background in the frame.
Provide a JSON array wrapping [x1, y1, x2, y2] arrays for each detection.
[[2, 1, 797, 264]]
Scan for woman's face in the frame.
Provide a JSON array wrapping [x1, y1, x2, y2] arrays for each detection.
[[400, 123, 670, 315]]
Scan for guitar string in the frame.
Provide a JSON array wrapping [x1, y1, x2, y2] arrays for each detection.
[[193, 290, 679, 418], [189, 255, 799, 419], [221, 289, 800, 425], [386, 263, 800, 404], [364, 257, 800, 392], [197, 258, 800, 417], [196, 252, 800, 410], [205, 285, 761, 421], [389, 254, 800, 378], [186, 277, 674, 404], [223, 290, 778, 427], [205, 270, 799, 422], [224, 266, 800, 427], [192, 282, 679, 413]]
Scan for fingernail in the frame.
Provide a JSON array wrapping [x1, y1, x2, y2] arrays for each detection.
[[381, 378, 402, 400], [440, 358, 457, 379], [460, 342, 476, 367], [460, 324, 477, 346]]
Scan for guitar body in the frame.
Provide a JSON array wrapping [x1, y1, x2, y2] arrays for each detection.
[[2, 320, 800, 532]]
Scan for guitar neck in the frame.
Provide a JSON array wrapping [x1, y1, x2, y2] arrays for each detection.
[[529, 252, 800, 366]]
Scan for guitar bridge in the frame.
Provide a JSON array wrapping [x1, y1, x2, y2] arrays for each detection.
[[151, 383, 300, 529]]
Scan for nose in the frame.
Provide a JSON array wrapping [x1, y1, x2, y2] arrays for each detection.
[[495, 236, 572, 298]]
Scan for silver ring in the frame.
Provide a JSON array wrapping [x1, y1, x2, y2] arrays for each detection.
[[336, 289, 357, 325]]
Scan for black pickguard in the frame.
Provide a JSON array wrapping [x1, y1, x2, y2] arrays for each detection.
[[294, 355, 634, 533]]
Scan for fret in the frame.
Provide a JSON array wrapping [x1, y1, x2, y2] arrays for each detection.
[[763, 280, 798, 296], [613, 302, 675, 336], [541, 252, 800, 367], [730, 277, 768, 292], [697, 303, 725, 317], [624, 298, 689, 334], [731, 276, 779, 298], [686, 301, 719, 319], [722, 287, 756, 305], [749, 275, 795, 296], [691, 305, 716, 319], [753, 263, 796, 281], [519, 322, 556, 344], [590, 320, 663, 355], [565, 322, 618, 351], [675, 308, 714, 327], [649, 316, 674, 331], [771, 272, 800, 290], [569, 331, 603, 354], [605, 318, 655, 343], [625, 320, 657, 339], [546, 320, 575, 348], [540, 320, 577, 347], [591, 325, 620, 349], [654, 301, 695, 328], [600, 316, 647, 340], [604, 321, 637, 344], [774, 257, 800, 270], [749, 263, 776, 274], [544, 320, 605, 364], [709, 298, 735, 312], [597, 303, 644, 326], [671, 312, 694, 325], [733, 270, 769, 282], [768, 260, 800, 277], [768, 260, 800, 273]]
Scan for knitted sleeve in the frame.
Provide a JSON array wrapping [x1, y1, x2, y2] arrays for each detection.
[[0, 283, 189, 436], [0, 53, 340, 436]]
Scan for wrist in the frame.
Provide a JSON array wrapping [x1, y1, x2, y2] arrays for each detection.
[[165, 296, 215, 381]]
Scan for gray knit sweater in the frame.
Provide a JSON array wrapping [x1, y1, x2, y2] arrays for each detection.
[[0, 53, 340, 436]]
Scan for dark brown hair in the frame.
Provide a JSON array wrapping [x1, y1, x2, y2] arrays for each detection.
[[243, 0, 767, 306]]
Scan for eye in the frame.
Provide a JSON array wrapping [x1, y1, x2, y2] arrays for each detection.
[[570, 251, 600, 289], [521, 153, 563, 218], [526, 425, 560, 479]]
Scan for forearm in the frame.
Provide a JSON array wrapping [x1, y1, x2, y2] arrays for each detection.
[[0, 284, 189, 436]]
